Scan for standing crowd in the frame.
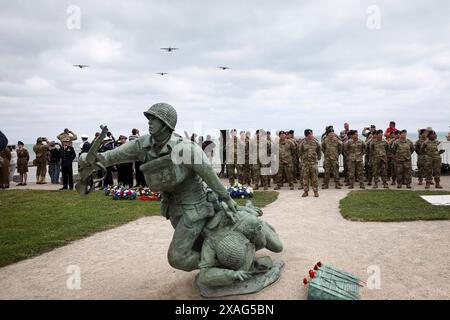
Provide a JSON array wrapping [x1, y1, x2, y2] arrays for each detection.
[[223, 121, 446, 198]]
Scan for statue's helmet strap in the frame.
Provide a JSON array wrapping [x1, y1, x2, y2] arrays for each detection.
[[144, 102, 178, 130]]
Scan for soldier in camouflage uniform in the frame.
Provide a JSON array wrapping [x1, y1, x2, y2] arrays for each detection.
[[392, 129, 414, 188], [274, 131, 296, 190], [421, 130, 444, 189], [343, 130, 366, 189], [364, 132, 375, 185], [388, 130, 400, 185], [370, 130, 389, 188], [226, 129, 240, 185], [287, 130, 299, 183], [321, 131, 342, 189], [258, 130, 271, 190], [250, 130, 261, 189], [299, 129, 321, 197], [414, 129, 428, 185]]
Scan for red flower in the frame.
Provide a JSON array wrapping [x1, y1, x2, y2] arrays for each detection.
[[309, 270, 315, 278], [317, 261, 322, 267], [303, 278, 308, 285], [314, 265, 318, 270]]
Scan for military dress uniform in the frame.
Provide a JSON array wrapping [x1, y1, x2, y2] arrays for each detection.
[[0, 147, 11, 188], [421, 139, 444, 189], [16, 148, 30, 174], [33, 139, 49, 184], [299, 138, 321, 197], [392, 138, 414, 188], [321, 136, 342, 189], [370, 138, 389, 188], [344, 139, 366, 189]]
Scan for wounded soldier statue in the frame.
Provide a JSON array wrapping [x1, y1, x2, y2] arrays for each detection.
[[76, 102, 284, 297]]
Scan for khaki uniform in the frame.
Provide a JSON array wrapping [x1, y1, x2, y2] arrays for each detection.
[[392, 139, 414, 186], [275, 139, 296, 188], [16, 148, 30, 174], [57, 132, 77, 147], [321, 137, 342, 187], [0, 147, 11, 187], [370, 138, 389, 186], [33, 142, 49, 183], [299, 139, 321, 192], [344, 139, 366, 188]]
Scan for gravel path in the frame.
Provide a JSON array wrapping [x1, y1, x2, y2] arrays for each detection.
[[0, 177, 449, 299]]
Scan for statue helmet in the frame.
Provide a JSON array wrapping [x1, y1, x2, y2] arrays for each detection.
[[143, 102, 177, 130], [216, 231, 255, 271]]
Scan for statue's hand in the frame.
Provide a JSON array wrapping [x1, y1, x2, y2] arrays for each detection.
[[225, 198, 238, 213], [233, 270, 252, 282]]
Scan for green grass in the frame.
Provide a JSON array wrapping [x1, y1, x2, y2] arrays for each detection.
[[340, 190, 450, 222], [0, 190, 278, 267]]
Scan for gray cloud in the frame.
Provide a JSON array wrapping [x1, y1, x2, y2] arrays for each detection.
[[1, 0, 450, 143]]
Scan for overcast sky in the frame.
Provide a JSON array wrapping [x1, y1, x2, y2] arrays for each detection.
[[1, 0, 450, 143]]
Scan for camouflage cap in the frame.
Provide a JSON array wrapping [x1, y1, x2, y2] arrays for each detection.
[[143, 102, 177, 130]]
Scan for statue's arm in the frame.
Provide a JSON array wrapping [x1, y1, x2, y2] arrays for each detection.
[[96, 139, 141, 167]]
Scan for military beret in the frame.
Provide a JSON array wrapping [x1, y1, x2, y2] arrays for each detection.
[[18, 141, 24, 146], [279, 131, 285, 135], [304, 129, 313, 136]]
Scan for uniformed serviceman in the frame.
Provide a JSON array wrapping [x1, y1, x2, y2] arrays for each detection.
[[364, 132, 375, 186], [33, 137, 49, 184], [343, 130, 366, 189], [299, 129, 321, 197], [57, 129, 78, 147], [421, 130, 444, 189], [370, 130, 389, 188], [321, 130, 342, 189], [226, 129, 239, 185], [0, 144, 11, 189], [274, 131, 296, 190], [79, 102, 240, 272], [392, 129, 414, 188], [287, 130, 299, 183], [414, 129, 428, 185], [258, 129, 271, 190]]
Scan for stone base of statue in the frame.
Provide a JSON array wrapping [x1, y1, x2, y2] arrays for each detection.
[[195, 259, 285, 298]]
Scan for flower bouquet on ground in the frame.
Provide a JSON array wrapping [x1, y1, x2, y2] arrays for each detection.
[[103, 185, 137, 200], [226, 182, 254, 199], [302, 261, 363, 300]]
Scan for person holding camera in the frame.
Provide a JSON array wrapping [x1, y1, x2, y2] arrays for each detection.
[[33, 137, 49, 184], [57, 128, 77, 147]]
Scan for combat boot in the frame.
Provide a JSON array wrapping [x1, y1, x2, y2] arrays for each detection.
[[430, 181, 434, 185], [302, 191, 308, 197], [406, 184, 412, 189], [337, 181, 343, 187], [383, 182, 389, 189], [397, 184, 402, 189], [274, 185, 281, 190], [313, 190, 319, 197], [263, 186, 268, 191], [425, 182, 431, 189], [418, 178, 423, 185], [335, 182, 341, 189], [322, 184, 329, 189], [391, 180, 396, 185], [289, 185, 294, 190], [435, 178, 443, 189], [348, 183, 354, 189], [373, 182, 378, 189], [360, 183, 365, 189], [253, 184, 259, 190]]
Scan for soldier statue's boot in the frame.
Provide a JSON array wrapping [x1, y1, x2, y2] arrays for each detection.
[[435, 178, 443, 189], [313, 190, 319, 197], [335, 182, 341, 189], [418, 178, 423, 185], [302, 191, 308, 197], [425, 182, 431, 189], [360, 183, 365, 189]]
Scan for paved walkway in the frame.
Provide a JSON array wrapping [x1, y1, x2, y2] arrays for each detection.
[[0, 177, 449, 299]]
